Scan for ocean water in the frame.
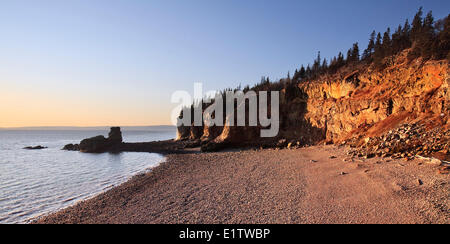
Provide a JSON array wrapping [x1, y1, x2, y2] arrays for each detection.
[[0, 127, 176, 224]]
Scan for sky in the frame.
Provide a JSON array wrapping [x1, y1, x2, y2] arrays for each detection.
[[0, 0, 449, 127]]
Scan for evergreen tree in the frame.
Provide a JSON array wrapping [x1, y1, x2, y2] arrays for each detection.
[[347, 43, 360, 63], [377, 32, 382, 48], [363, 31, 376, 60], [433, 14, 450, 60], [382, 28, 392, 56], [351, 42, 360, 62], [402, 19, 412, 49], [337, 52, 345, 67], [420, 11, 435, 59], [392, 25, 403, 54], [409, 10, 436, 60], [293, 69, 299, 81], [261, 76, 266, 85], [423, 11, 435, 33], [299, 65, 306, 80], [328, 56, 336, 74], [402, 19, 411, 36], [322, 58, 328, 71], [373, 32, 384, 66], [411, 7, 424, 42], [346, 48, 352, 63], [306, 65, 312, 79], [313, 51, 321, 73]]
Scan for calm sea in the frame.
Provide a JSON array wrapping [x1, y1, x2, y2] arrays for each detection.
[[0, 127, 176, 224]]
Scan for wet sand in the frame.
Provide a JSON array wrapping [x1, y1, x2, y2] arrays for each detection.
[[34, 145, 449, 224]]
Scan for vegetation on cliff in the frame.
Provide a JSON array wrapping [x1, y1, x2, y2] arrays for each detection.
[[177, 8, 449, 159], [287, 8, 449, 83]]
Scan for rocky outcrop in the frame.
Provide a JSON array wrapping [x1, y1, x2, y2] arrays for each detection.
[[63, 127, 193, 154], [63, 127, 123, 153], [79, 136, 110, 153], [178, 50, 449, 157], [62, 144, 80, 151], [108, 127, 123, 143], [24, 145, 48, 150], [176, 125, 191, 141]]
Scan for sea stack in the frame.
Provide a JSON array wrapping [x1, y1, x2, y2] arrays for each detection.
[[64, 127, 123, 153], [108, 127, 123, 144]]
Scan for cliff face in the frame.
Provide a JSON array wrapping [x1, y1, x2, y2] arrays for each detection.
[[303, 52, 449, 143], [177, 51, 449, 157]]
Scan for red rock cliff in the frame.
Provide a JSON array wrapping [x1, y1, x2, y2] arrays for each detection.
[[177, 51, 449, 157]]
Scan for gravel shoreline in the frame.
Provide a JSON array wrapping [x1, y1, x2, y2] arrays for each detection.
[[34, 145, 449, 224]]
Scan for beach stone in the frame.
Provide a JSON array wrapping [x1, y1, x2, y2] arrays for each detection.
[[417, 179, 423, 186]]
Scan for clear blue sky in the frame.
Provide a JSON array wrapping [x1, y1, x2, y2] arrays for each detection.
[[0, 0, 448, 126]]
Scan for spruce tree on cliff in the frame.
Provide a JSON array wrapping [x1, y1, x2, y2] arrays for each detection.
[[433, 14, 450, 60], [348, 43, 360, 63], [373, 32, 384, 66], [420, 11, 436, 59], [408, 7, 424, 60], [382, 28, 392, 57], [363, 31, 376, 60]]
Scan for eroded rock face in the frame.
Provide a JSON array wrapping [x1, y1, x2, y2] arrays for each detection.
[[175, 122, 204, 142], [176, 125, 191, 141], [304, 54, 448, 144], [180, 50, 449, 153], [200, 109, 224, 144]]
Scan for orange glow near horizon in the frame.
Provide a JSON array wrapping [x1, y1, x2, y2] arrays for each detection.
[[0, 90, 175, 128]]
